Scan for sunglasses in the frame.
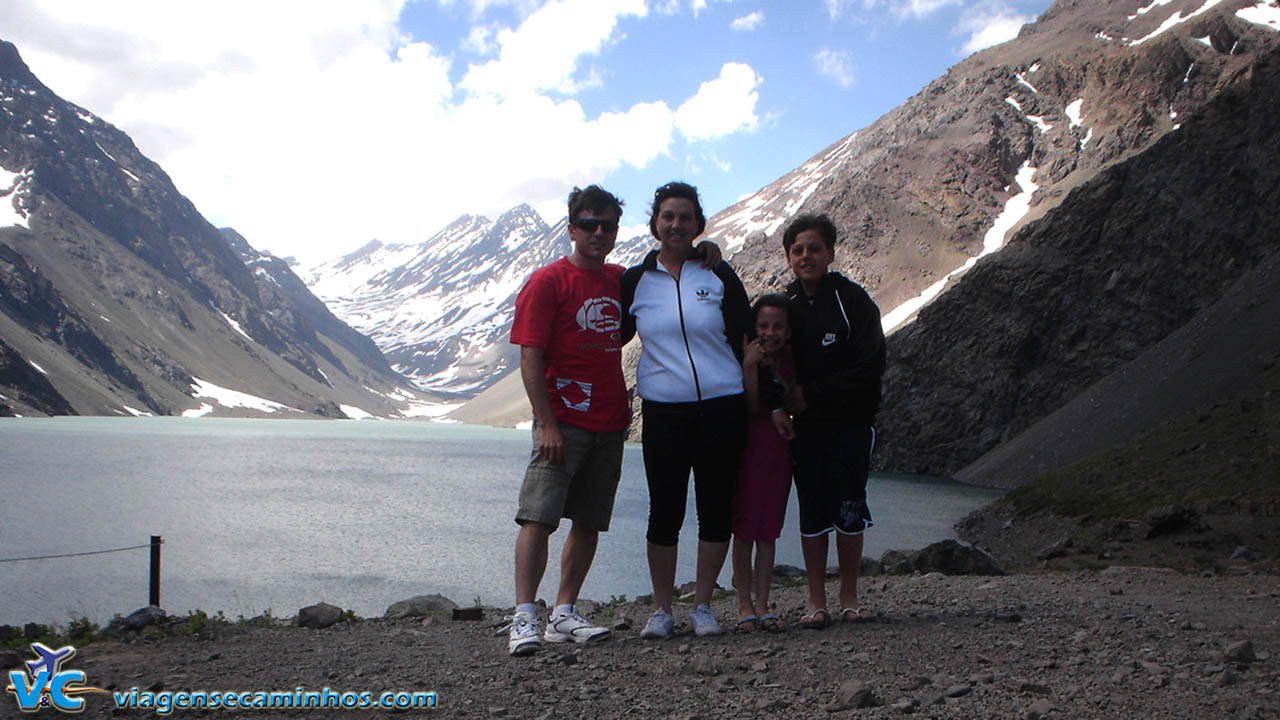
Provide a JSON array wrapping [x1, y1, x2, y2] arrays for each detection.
[[570, 218, 619, 233]]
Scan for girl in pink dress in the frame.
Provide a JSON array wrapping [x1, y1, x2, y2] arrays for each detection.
[[731, 294, 796, 633]]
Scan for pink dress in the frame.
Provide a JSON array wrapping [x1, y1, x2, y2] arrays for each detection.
[[731, 352, 793, 541]]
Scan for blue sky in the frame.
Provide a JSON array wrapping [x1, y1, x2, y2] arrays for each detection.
[[2, 0, 1051, 264]]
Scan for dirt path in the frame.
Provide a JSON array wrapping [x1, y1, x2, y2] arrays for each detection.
[[10, 568, 1276, 719]]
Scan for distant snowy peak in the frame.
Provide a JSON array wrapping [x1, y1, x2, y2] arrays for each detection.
[[306, 206, 569, 397]]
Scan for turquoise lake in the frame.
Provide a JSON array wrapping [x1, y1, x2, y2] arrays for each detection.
[[0, 417, 1002, 626]]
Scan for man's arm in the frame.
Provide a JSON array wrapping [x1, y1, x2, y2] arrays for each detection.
[[520, 345, 564, 465]]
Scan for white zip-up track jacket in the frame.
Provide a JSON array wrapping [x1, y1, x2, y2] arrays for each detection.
[[621, 251, 751, 403]]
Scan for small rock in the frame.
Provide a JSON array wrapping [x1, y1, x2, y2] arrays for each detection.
[[1019, 682, 1052, 695], [756, 697, 788, 711], [827, 680, 879, 710], [558, 652, 580, 666], [1036, 536, 1072, 560], [612, 617, 632, 631], [946, 684, 972, 698], [384, 594, 459, 619], [919, 690, 947, 708], [1224, 640, 1256, 663], [1231, 545, 1262, 561], [1218, 667, 1237, 687], [772, 564, 805, 579], [1026, 698, 1054, 719], [691, 656, 720, 676], [891, 697, 918, 713], [899, 676, 931, 691], [711, 676, 735, 693], [114, 606, 167, 632]]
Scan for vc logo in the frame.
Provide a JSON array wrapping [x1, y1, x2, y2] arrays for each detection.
[[5, 643, 106, 713]]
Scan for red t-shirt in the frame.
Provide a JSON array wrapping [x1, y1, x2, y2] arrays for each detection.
[[510, 257, 628, 432]]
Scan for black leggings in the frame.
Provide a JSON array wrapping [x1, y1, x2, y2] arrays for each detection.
[[641, 394, 747, 546]]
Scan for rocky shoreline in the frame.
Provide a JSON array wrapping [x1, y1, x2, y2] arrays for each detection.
[[3, 535, 1276, 719]]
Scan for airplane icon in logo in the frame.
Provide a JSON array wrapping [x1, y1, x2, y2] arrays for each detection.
[[24, 643, 76, 683]]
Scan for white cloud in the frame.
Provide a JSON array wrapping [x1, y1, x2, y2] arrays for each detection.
[[674, 62, 762, 141], [731, 10, 765, 31], [859, 0, 962, 20], [461, 24, 498, 55], [814, 48, 856, 87], [897, 0, 962, 19], [957, 3, 1033, 54], [460, 0, 647, 97], [2, 0, 763, 265]]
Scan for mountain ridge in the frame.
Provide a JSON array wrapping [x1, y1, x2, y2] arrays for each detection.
[[1, 39, 429, 419]]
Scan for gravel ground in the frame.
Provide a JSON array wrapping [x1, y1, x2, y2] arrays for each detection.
[[9, 566, 1277, 720]]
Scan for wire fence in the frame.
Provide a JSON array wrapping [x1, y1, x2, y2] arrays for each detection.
[[0, 537, 164, 607], [0, 542, 154, 563]]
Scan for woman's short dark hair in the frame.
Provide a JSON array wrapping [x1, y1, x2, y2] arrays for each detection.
[[782, 213, 838, 253], [649, 181, 707, 238], [752, 293, 796, 332], [568, 185, 623, 222]]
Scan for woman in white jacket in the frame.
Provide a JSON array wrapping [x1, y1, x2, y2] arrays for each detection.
[[621, 181, 752, 639]]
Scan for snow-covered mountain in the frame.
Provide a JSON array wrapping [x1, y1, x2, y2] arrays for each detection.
[[0, 40, 431, 419], [305, 207, 651, 397]]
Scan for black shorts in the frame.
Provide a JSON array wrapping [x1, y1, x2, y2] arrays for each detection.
[[641, 394, 747, 546], [792, 423, 875, 537]]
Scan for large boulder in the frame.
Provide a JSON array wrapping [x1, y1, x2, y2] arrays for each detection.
[[297, 603, 344, 629], [107, 606, 167, 633], [909, 540, 1005, 576], [384, 594, 459, 619]]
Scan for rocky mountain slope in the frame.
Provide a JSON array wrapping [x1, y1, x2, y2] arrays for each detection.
[[0, 40, 428, 419], [446, 0, 1279, 485], [687, 0, 1280, 483], [870, 2, 1280, 478]]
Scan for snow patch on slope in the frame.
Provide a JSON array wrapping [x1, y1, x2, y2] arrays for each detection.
[[882, 162, 1039, 333]]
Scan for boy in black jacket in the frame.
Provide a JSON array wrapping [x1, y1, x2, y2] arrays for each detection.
[[781, 214, 886, 628]]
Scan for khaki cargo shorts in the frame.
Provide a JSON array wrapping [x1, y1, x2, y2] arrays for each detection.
[[515, 419, 625, 532]]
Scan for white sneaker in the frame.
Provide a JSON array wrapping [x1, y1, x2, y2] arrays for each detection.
[[690, 604, 722, 636], [505, 613, 542, 656], [640, 608, 674, 639], [544, 611, 610, 643]]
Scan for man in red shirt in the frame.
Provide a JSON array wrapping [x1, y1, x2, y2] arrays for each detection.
[[505, 185, 630, 656]]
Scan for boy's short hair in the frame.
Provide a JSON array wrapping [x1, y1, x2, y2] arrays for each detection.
[[782, 213, 838, 252], [568, 185, 623, 222]]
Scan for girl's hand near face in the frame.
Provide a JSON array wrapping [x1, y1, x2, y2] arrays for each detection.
[[743, 338, 765, 368]]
